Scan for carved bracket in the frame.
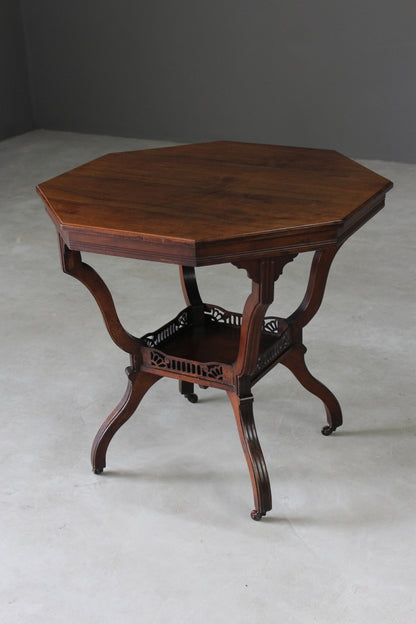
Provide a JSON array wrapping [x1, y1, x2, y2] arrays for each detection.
[[233, 254, 297, 287], [233, 255, 296, 377]]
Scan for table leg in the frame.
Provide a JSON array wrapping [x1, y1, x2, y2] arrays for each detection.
[[92, 366, 160, 473], [285, 247, 343, 434], [179, 265, 203, 309], [178, 266, 204, 403], [279, 345, 342, 435], [228, 391, 272, 520], [232, 256, 296, 518], [58, 236, 141, 354], [179, 379, 198, 404], [58, 235, 155, 470]]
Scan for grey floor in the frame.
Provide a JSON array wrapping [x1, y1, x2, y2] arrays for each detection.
[[1, 130, 415, 623]]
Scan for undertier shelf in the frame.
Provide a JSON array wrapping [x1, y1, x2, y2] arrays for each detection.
[[139, 305, 292, 385]]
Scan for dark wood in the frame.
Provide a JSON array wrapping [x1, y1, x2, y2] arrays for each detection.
[[228, 391, 271, 520], [179, 266, 203, 308], [178, 379, 198, 404], [233, 256, 295, 378], [178, 265, 204, 403], [281, 247, 343, 434], [58, 235, 142, 355], [37, 141, 393, 266], [92, 367, 160, 473], [38, 141, 393, 520], [279, 345, 342, 434]]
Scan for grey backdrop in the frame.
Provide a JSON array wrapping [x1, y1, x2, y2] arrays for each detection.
[[0, 0, 32, 140], [4, 0, 416, 161]]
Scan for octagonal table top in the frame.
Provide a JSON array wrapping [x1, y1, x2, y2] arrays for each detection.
[[37, 141, 393, 266]]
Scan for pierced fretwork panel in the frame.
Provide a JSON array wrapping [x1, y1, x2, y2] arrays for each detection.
[[204, 304, 242, 327], [262, 317, 282, 335], [142, 308, 190, 347], [149, 349, 225, 382], [205, 305, 284, 336], [253, 330, 292, 379]]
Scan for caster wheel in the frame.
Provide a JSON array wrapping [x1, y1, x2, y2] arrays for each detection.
[[321, 425, 335, 436], [94, 467, 104, 474], [250, 510, 266, 521], [186, 393, 198, 404]]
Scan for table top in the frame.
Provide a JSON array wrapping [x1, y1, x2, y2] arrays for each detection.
[[37, 141, 393, 266]]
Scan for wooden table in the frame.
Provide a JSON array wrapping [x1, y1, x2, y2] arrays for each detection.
[[37, 141, 393, 520]]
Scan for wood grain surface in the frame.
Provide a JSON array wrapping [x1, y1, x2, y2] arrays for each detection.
[[38, 141, 393, 265]]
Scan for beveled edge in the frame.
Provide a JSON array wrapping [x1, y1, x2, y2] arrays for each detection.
[[44, 218, 341, 266], [37, 178, 392, 267]]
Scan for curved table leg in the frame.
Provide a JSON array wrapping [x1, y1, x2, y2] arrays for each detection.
[[179, 266, 203, 308], [284, 247, 343, 434], [59, 236, 142, 354], [288, 247, 338, 331], [279, 345, 342, 434], [229, 256, 295, 519], [92, 367, 161, 473], [178, 266, 204, 402], [228, 391, 272, 520]]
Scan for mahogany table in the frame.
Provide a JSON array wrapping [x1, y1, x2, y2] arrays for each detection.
[[37, 141, 393, 520]]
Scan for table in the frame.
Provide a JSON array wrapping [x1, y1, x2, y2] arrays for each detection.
[[37, 141, 393, 520]]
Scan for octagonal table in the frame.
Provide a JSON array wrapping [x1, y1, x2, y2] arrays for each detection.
[[37, 141, 393, 520]]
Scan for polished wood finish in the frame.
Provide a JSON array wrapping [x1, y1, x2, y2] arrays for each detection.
[[59, 236, 141, 354], [92, 368, 160, 474], [228, 391, 271, 520], [38, 141, 393, 520], [37, 141, 392, 266]]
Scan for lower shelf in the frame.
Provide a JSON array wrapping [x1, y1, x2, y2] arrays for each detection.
[[139, 304, 292, 387]]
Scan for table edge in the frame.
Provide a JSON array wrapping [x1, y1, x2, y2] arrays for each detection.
[[38, 185, 390, 266]]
